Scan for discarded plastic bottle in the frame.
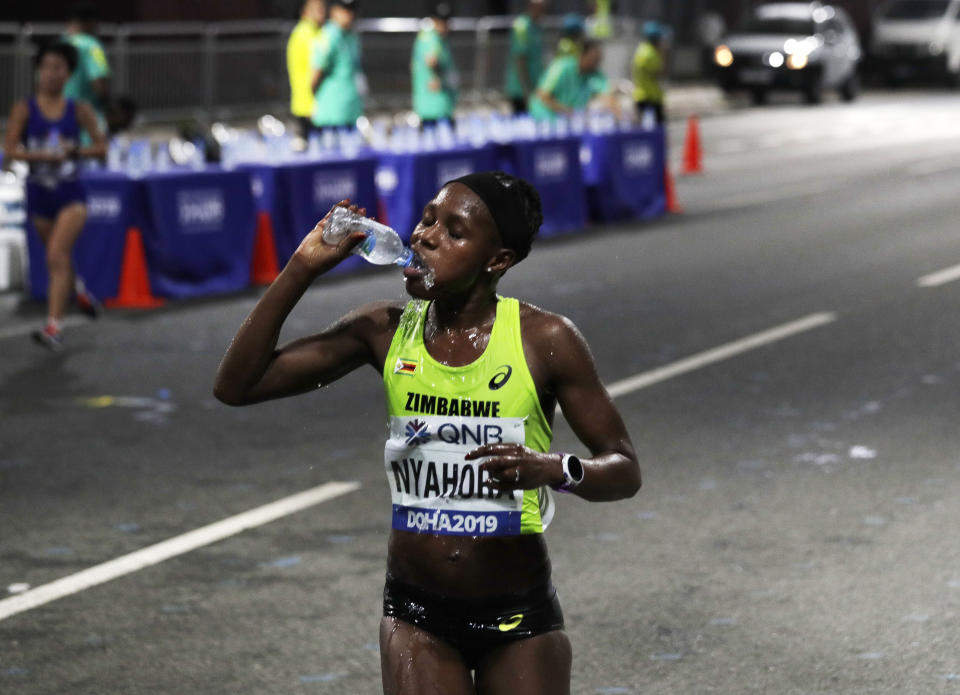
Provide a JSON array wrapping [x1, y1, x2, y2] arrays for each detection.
[[322, 206, 413, 267]]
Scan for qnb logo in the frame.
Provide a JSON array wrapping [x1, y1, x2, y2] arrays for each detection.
[[436, 422, 503, 446], [436, 159, 473, 188], [405, 419, 431, 446], [250, 175, 265, 200], [313, 172, 357, 206], [376, 167, 399, 193], [177, 189, 224, 231], [86, 194, 122, 220], [533, 148, 568, 179], [622, 142, 654, 172], [488, 365, 512, 390]]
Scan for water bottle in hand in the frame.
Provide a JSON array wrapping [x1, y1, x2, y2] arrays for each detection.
[[322, 206, 413, 267]]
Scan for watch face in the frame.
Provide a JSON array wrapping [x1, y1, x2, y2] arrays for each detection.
[[566, 455, 584, 482]]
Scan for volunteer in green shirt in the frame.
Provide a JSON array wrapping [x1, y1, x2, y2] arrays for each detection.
[[556, 13, 585, 58], [504, 0, 546, 114], [310, 0, 363, 130], [411, 3, 458, 127], [529, 39, 610, 120], [633, 20, 667, 125], [63, 5, 110, 137], [287, 0, 325, 141]]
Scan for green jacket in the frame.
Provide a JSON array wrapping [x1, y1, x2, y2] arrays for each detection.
[[529, 55, 608, 120], [310, 21, 363, 127], [411, 26, 457, 120], [62, 32, 110, 117], [632, 40, 664, 103], [505, 14, 544, 99]]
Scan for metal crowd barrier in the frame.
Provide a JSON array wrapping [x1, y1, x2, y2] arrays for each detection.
[[0, 15, 644, 127]]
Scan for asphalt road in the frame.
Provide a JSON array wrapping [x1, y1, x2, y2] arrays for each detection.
[[2, 90, 959, 694]]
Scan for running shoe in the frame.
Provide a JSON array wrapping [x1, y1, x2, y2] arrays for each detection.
[[76, 291, 102, 319], [32, 325, 64, 351]]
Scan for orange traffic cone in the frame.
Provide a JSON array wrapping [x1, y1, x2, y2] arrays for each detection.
[[664, 163, 683, 214], [681, 116, 704, 175], [250, 211, 280, 285], [105, 227, 165, 309]]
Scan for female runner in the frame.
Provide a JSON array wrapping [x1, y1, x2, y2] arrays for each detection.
[[215, 171, 640, 694], [2, 41, 107, 349]]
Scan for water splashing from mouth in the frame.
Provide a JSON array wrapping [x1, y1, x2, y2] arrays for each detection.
[[410, 252, 436, 289]]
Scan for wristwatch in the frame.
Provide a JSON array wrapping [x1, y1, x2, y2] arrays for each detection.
[[552, 453, 584, 492]]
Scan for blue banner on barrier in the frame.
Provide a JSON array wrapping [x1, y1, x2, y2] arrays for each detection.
[[376, 145, 496, 242], [139, 169, 256, 299], [494, 136, 586, 237], [581, 127, 666, 222], [276, 157, 378, 275], [242, 156, 379, 276]]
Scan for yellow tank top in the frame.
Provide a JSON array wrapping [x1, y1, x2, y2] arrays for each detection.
[[382, 297, 554, 536]]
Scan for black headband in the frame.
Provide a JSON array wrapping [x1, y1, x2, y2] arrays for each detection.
[[446, 171, 529, 261]]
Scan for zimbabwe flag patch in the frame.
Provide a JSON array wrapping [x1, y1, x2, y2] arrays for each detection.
[[394, 357, 419, 375]]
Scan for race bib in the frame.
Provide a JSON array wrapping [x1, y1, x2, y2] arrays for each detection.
[[384, 414, 526, 536]]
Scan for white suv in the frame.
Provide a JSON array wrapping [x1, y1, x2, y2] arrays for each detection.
[[872, 0, 960, 85], [713, 2, 862, 104]]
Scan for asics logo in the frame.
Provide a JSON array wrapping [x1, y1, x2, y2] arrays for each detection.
[[498, 614, 524, 632], [488, 365, 512, 390]]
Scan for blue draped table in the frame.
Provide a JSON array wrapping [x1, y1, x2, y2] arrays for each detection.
[[137, 168, 256, 299], [241, 154, 379, 276], [580, 127, 666, 222], [21, 130, 668, 305], [493, 135, 586, 237]]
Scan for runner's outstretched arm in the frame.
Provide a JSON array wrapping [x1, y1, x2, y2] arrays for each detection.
[[214, 201, 383, 405]]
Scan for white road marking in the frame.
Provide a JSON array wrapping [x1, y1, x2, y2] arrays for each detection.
[[0, 481, 361, 623], [917, 263, 960, 288], [606, 312, 838, 398], [0, 316, 86, 341]]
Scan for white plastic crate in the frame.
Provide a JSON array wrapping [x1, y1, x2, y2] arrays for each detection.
[[0, 173, 27, 290], [0, 227, 27, 290]]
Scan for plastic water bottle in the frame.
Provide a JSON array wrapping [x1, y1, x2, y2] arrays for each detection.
[[641, 106, 656, 131], [321, 207, 413, 267], [307, 132, 322, 158], [155, 144, 172, 172], [107, 138, 124, 171]]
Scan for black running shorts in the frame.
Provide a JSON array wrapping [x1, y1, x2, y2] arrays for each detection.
[[382, 573, 565, 669]]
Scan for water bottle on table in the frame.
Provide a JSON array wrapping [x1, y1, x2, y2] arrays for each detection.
[[322, 207, 413, 267]]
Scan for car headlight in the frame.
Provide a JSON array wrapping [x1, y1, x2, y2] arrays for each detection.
[[787, 53, 808, 69], [714, 45, 734, 67], [767, 51, 784, 68]]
